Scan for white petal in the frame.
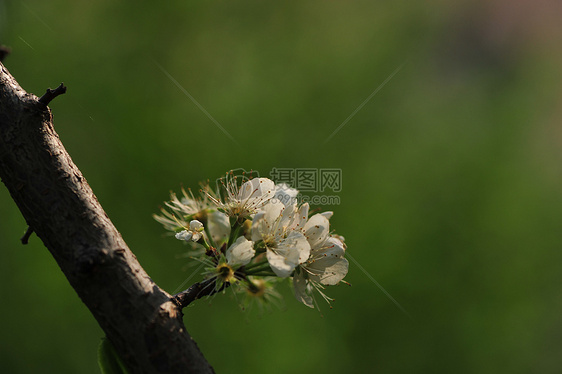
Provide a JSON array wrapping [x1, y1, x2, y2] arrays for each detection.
[[175, 230, 192, 241], [304, 213, 330, 249], [226, 236, 255, 266], [263, 200, 284, 227], [189, 220, 204, 231], [266, 249, 295, 278], [191, 231, 202, 242], [276, 201, 297, 236], [274, 183, 299, 206], [292, 231, 312, 264], [334, 235, 346, 245], [267, 231, 311, 277], [281, 231, 311, 264], [288, 203, 309, 231], [251, 201, 284, 242], [256, 178, 275, 198], [293, 270, 314, 308], [238, 179, 257, 201], [238, 178, 275, 202], [251, 211, 266, 242], [320, 211, 333, 220], [317, 236, 346, 256], [208, 211, 230, 245], [307, 237, 348, 285], [308, 257, 348, 285]]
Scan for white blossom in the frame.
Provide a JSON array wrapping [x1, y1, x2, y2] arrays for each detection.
[[207, 173, 275, 217], [266, 231, 311, 277], [154, 187, 212, 232], [252, 202, 311, 277], [293, 238, 349, 308], [302, 236, 348, 285], [156, 171, 350, 311], [175, 220, 204, 242], [252, 200, 309, 242], [303, 213, 331, 249], [251, 200, 284, 242], [293, 214, 349, 308]]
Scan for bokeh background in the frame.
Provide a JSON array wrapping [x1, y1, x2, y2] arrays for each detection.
[[1, 0, 562, 372]]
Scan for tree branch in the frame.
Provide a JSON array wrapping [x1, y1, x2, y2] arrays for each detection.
[[0, 62, 214, 374]]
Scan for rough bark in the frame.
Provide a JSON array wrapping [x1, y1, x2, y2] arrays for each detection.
[[0, 62, 214, 374]]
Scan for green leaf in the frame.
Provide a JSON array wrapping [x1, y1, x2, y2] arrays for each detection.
[[98, 337, 129, 374]]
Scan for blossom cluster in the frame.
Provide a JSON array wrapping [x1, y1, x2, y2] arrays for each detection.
[[154, 171, 349, 309]]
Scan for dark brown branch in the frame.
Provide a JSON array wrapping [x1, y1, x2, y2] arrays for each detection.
[[20, 226, 34, 244], [38, 83, 67, 105], [0, 62, 214, 374]]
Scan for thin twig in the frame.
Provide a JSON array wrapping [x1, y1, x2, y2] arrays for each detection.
[[20, 226, 34, 245], [0, 45, 11, 62], [38, 83, 67, 105], [172, 279, 229, 309]]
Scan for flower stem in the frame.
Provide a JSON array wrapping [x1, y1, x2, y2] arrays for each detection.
[[204, 225, 216, 248], [243, 259, 268, 271], [248, 271, 276, 277], [245, 263, 272, 275], [227, 219, 242, 247]]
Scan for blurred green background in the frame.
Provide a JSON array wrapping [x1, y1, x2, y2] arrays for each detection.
[[1, 0, 561, 372]]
